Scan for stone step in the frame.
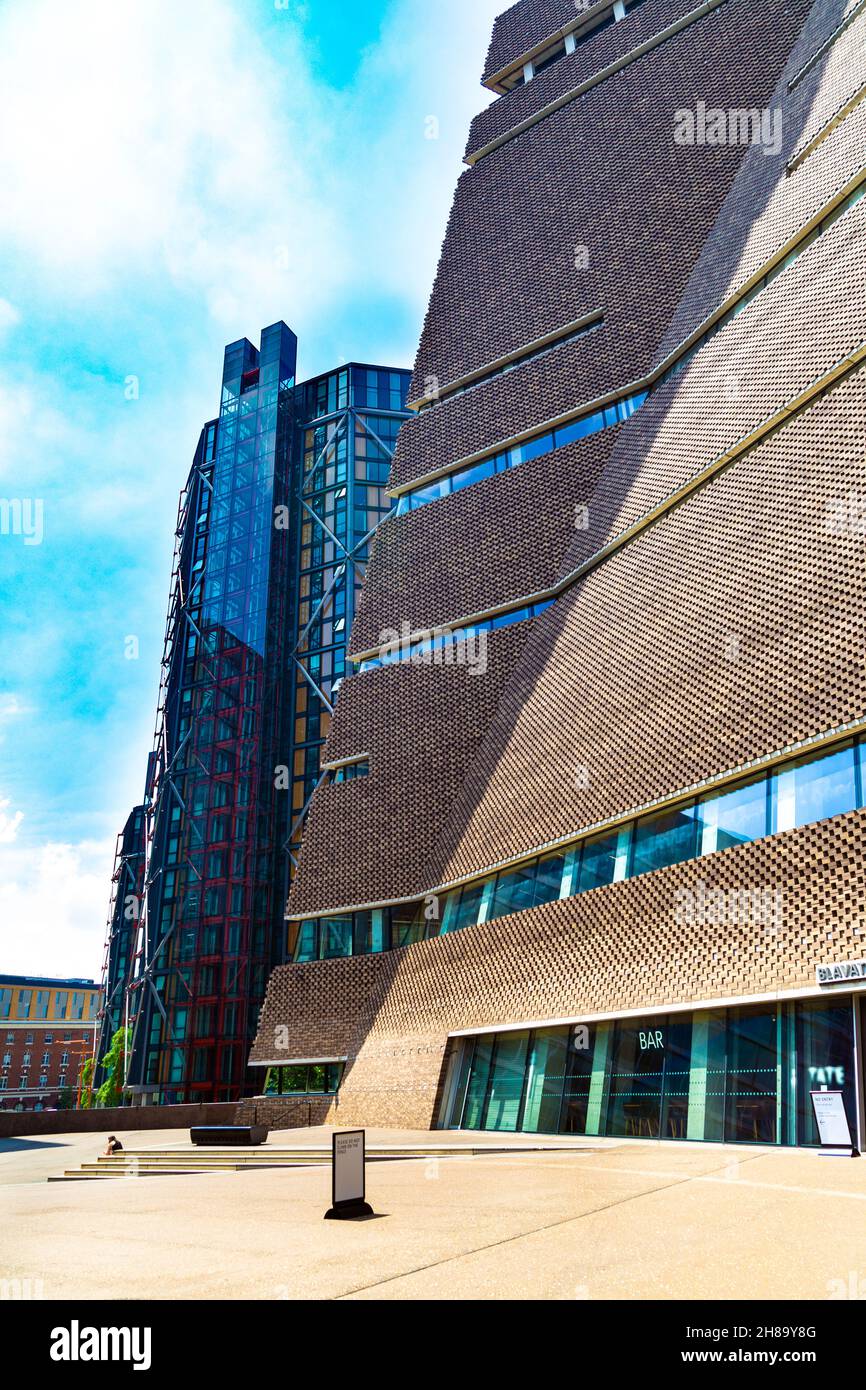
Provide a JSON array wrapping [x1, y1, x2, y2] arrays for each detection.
[[49, 1141, 589, 1181]]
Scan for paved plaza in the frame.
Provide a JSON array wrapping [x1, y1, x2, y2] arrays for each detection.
[[3, 1127, 866, 1300]]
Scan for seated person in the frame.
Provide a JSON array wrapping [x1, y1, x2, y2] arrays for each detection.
[[103, 1135, 123, 1156]]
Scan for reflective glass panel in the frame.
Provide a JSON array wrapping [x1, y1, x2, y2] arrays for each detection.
[[796, 1000, 856, 1146], [578, 830, 620, 892], [321, 916, 352, 959], [490, 860, 538, 920], [534, 851, 567, 906], [522, 1028, 568, 1132], [451, 458, 496, 491], [631, 803, 699, 877], [559, 1026, 596, 1135], [724, 1008, 779, 1143], [606, 1021, 667, 1139], [389, 907, 425, 948], [445, 1042, 475, 1128], [772, 743, 857, 834], [461, 1037, 494, 1130], [294, 921, 318, 963], [483, 1031, 529, 1131], [352, 911, 374, 955], [698, 775, 768, 854], [453, 883, 484, 932]]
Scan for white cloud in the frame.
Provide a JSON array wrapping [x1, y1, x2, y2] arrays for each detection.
[[0, 697, 30, 749], [0, 378, 82, 485], [0, 0, 510, 983], [0, 0, 345, 324], [0, 838, 113, 977], [0, 795, 24, 844], [0, 694, 27, 720], [333, 0, 502, 323], [0, 298, 20, 337], [0, 0, 504, 337]]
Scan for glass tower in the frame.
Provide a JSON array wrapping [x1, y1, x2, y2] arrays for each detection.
[[97, 324, 411, 1103]]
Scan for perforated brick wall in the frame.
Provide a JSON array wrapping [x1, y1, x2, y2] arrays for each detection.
[[259, 809, 866, 1129]]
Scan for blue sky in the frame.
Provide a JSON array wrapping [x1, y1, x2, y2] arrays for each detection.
[[0, 0, 502, 977]]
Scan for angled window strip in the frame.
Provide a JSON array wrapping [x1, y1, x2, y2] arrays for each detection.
[[394, 390, 646, 517], [357, 600, 552, 671], [356, 347, 866, 671], [389, 180, 864, 514], [409, 312, 603, 412], [324, 752, 371, 784], [486, 0, 649, 94], [288, 723, 866, 954], [467, 0, 728, 165]]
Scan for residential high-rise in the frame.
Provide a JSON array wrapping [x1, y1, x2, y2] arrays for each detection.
[[249, 0, 866, 1148], [97, 326, 411, 1103]]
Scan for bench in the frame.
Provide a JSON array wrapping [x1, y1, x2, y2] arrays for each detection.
[[189, 1125, 268, 1147]]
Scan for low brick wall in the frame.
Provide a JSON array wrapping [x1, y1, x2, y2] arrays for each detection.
[[0, 1101, 238, 1139], [235, 1096, 335, 1129]]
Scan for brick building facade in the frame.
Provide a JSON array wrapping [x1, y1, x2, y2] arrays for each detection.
[[0, 976, 99, 1112], [246, 0, 866, 1148]]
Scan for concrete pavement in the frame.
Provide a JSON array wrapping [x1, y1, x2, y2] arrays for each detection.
[[2, 1126, 865, 1300]]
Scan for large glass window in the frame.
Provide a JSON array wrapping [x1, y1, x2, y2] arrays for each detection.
[[490, 860, 538, 920], [698, 774, 769, 854], [445, 1000, 859, 1148], [631, 803, 699, 878], [772, 742, 857, 834], [263, 1062, 343, 1095]]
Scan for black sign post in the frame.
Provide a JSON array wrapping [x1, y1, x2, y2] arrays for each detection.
[[324, 1129, 374, 1219]]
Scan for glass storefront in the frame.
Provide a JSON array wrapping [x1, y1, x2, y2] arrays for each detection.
[[441, 997, 860, 1147]]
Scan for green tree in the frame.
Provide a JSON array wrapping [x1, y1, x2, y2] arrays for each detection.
[[57, 1084, 76, 1110], [79, 1056, 94, 1109], [95, 1027, 132, 1109]]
